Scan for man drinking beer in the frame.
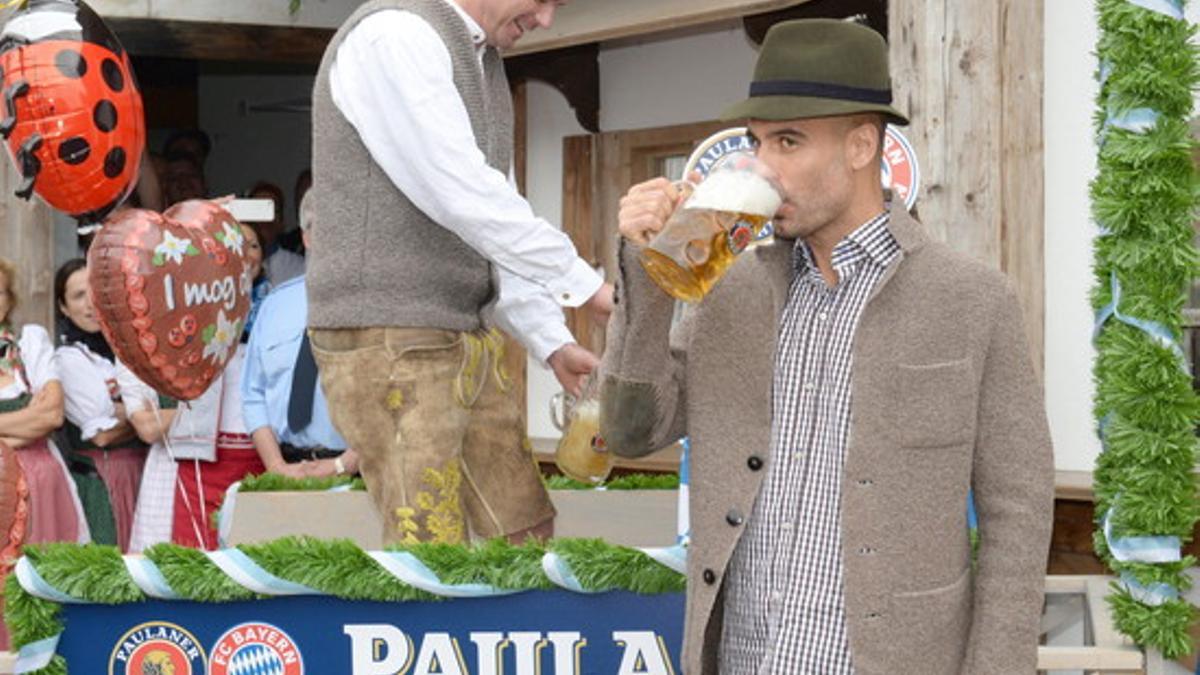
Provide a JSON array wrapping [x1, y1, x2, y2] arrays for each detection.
[[601, 18, 1054, 675]]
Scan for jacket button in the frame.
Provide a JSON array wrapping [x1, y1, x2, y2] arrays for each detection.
[[702, 569, 717, 585], [747, 456, 763, 471], [726, 509, 745, 526]]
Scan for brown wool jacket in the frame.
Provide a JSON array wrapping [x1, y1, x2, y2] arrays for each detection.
[[599, 204, 1054, 674]]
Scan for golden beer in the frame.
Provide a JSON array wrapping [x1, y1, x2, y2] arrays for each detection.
[[553, 399, 613, 485], [639, 151, 783, 302], [640, 210, 770, 302]]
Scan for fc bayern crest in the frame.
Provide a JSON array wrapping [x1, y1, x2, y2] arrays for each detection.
[[209, 622, 304, 675], [881, 126, 921, 211], [108, 621, 207, 675]]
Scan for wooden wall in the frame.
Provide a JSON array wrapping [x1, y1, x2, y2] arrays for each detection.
[[0, 161, 55, 331], [890, 0, 1046, 369]]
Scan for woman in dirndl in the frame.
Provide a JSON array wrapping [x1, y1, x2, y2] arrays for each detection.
[[0, 258, 88, 545], [54, 258, 148, 552], [123, 223, 267, 550]]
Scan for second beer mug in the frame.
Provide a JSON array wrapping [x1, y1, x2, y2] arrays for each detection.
[[640, 151, 784, 302], [549, 377, 613, 485]]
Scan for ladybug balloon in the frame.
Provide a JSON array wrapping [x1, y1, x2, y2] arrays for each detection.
[[0, 0, 145, 225]]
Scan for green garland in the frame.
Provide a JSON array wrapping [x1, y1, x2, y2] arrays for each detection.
[[5, 536, 684, 675], [543, 473, 681, 491], [1091, 0, 1200, 659], [234, 472, 679, 493], [236, 472, 366, 492]]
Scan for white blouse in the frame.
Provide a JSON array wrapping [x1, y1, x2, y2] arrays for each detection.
[[0, 325, 59, 400], [56, 342, 120, 441], [116, 345, 249, 462]]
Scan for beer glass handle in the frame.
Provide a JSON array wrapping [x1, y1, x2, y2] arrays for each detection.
[[672, 179, 696, 207], [549, 391, 568, 431]]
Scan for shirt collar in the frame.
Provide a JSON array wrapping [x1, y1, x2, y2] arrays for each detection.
[[793, 211, 894, 281], [442, 0, 488, 50]]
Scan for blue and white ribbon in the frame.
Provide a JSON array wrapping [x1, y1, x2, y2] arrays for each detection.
[[1119, 571, 1180, 607], [966, 490, 979, 532], [1102, 503, 1182, 564], [1126, 0, 1185, 20], [14, 557, 84, 604], [541, 551, 596, 594], [206, 548, 319, 596], [123, 556, 180, 600], [215, 480, 243, 549], [542, 545, 690, 593], [367, 550, 518, 598], [1093, 272, 1187, 369], [13, 635, 59, 674], [640, 545, 688, 575], [677, 438, 691, 546], [1096, 411, 1115, 443], [1107, 106, 1161, 134]]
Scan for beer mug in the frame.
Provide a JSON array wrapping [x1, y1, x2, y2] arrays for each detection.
[[549, 377, 613, 485], [640, 151, 784, 302]]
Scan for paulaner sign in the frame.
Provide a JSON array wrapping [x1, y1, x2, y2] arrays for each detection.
[[342, 626, 676, 675], [59, 590, 686, 674]]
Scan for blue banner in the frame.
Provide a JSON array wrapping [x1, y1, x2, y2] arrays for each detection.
[[61, 590, 685, 674]]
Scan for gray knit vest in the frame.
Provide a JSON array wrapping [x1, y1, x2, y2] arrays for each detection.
[[308, 0, 513, 330]]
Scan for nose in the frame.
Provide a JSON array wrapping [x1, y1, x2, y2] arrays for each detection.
[[534, 3, 556, 28]]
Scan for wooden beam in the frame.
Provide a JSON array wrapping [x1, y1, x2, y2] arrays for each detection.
[[562, 135, 600, 353], [101, 2, 818, 65], [506, 44, 600, 133], [889, 0, 1045, 371], [110, 18, 333, 64], [507, 0, 813, 56], [743, 0, 887, 45]]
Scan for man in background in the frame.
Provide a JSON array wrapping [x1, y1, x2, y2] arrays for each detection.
[[243, 192, 354, 479], [308, 0, 611, 545]]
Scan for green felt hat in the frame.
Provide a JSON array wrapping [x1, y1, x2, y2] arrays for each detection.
[[721, 19, 909, 126]]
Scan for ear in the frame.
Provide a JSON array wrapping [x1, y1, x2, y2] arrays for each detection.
[[845, 122, 878, 171]]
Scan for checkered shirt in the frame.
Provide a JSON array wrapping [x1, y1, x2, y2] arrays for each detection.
[[719, 212, 899, 674]]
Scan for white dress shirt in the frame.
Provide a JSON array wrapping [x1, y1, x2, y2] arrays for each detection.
[[328, 2, 601, 363]]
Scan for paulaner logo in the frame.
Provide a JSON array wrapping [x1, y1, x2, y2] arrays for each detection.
[[343, 626, 676, 675], [108, 621, 207, 675]]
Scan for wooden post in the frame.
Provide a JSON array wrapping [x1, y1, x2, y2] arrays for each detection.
[[0, 160, 56, 331], [889, 0, 1045, 371]]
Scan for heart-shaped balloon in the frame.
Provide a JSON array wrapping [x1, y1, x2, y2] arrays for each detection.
[[88, 200, 252, 400]]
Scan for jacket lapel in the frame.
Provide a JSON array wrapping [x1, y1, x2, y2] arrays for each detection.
[[754, 239, 795, 325]]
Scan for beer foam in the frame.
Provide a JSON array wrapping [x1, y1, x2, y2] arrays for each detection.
[[685, 170, 783, 218]]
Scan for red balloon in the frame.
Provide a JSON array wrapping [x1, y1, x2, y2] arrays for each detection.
[[0, 439, 27, 563], [88, 201, 252, 401], [0, 0, 145, 224]]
